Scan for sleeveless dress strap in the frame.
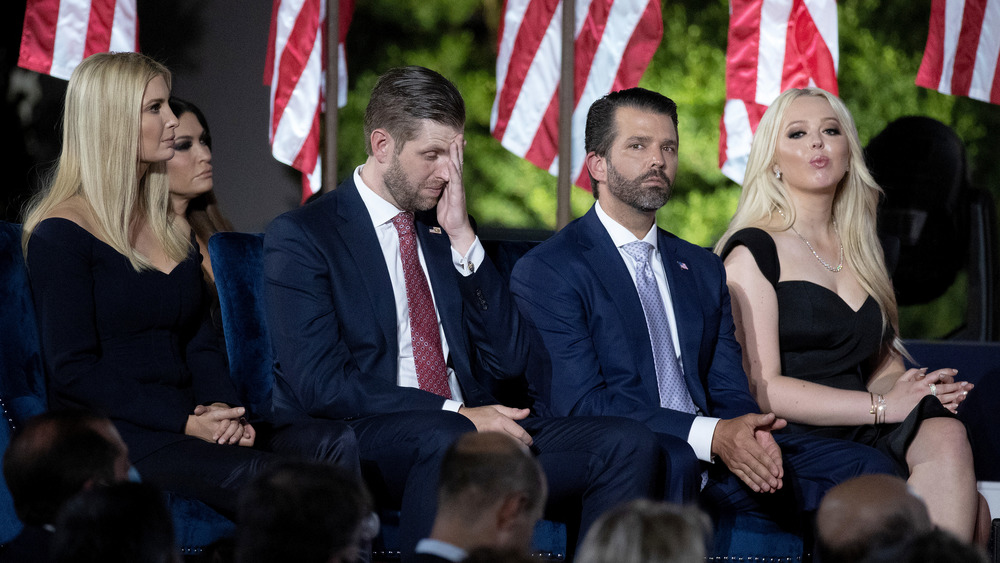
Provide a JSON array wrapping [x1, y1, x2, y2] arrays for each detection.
[[719, 227, 780, 289]]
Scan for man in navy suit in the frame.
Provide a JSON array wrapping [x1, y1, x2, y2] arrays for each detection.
[[263, 67, 658, 562], [509, 88, 896, 512]]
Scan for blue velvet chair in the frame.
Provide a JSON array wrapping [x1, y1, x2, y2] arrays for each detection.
[[211, 231, 814, 562], [0, 221, 234, 554]]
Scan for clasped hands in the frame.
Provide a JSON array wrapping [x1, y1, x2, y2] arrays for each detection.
[[185, 402, 256, 447], [887, 367, 971, 419], [712, 412, 786, 494]]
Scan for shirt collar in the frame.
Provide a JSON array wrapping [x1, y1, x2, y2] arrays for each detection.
[[414, 539, 467, 562], [354, 165, 405, 228], [594, 200, 658, 250]]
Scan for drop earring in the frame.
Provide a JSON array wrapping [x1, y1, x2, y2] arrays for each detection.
[[774, 169, 782, 180]]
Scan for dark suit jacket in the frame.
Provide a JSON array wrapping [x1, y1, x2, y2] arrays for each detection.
[[263, 175, 534, 423], [0, 524, 53, 563], [510, 206, 760, 440]]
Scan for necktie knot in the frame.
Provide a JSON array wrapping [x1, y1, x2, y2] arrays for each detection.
[[391, 212, 416, 236], [622, 241, 653, 268]]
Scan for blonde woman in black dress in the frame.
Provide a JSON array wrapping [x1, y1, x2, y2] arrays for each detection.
[[23, 52, 357, 517], [716, 87, 987, 543]]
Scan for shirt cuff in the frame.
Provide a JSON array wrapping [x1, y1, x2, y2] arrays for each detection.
[[442, 399, 463, 412], [452, 236, 485, 277], [687, 416, 721, 462]]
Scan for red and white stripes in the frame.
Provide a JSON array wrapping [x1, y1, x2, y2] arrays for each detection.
[[18, 0, 138, 80], [491, 0, 662, 190], [719, 0, 838, 184], [265, 0, 353, 202], [916, 0, 1000, 105]]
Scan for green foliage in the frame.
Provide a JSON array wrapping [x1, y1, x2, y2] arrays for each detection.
[[899, 273, 968, 340], [337, 0, 1000, 336]]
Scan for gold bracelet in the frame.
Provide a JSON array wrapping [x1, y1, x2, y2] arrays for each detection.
[[869, 392, 877, 424], [875, 394, 887, 425]]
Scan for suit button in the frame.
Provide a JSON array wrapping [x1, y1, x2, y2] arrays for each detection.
[[474, 288, 488, 310]]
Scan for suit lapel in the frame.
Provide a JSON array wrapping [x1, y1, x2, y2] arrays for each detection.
[[578, 210, 661, 405], [332, 178, 398, 354], [656, 230, 708, 411]]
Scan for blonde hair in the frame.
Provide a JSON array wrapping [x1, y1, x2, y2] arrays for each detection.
[[22, 51, 189, 271], [576, 499, 711, 563], [714, 87, 903, 361]]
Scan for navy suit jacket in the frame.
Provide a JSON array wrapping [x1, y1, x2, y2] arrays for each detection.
[[263, 175, 534, 423], [510, 206, 760, 441]]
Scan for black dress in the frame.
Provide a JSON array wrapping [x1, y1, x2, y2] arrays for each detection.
[[27, 218, 357, 516], [720, 227, 951, 474]]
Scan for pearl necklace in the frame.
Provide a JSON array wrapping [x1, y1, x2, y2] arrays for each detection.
[[778, 210, 844, 273]]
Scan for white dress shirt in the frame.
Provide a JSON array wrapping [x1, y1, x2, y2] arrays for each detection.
[[595, 201, 720, 462], [355, 166, 486, 411], [414, 538, 467, 562]]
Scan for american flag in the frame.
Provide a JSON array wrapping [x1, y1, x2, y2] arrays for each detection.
[[916, 0, 1000, 105], [18, 0, 138, 80], [490, 0, 663, 190], [265, 0, 354, 203], [719, 0, 839, 184]]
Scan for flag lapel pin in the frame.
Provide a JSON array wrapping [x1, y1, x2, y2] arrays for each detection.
[[677, 261, 689, 270]]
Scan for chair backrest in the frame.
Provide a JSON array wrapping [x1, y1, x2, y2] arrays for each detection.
[[2, 223, 237, 548], [0, 222, 47, 425], [207, 234, 544, 422], [904, 339, 1000, 480], [867, 116, 999, 340], [208, 232, 273, 423], [481, 239, 541, 285], [0, 221, 48, 543]]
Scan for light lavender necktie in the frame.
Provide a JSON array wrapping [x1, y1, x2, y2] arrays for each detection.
[[621, 241, 698, 414]]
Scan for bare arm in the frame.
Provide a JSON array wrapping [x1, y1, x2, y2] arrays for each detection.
[[867, 352, 970, 414], [724, 246, 967, 424]]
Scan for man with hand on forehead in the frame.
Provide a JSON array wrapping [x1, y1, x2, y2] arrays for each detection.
[[264, 66, 659, 562]]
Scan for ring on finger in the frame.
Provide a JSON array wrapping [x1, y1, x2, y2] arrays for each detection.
[[928, 383, 938, 396]]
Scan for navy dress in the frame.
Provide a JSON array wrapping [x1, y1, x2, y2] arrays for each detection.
[[720, 227, 952, 474], [27, 218, 356, 516]]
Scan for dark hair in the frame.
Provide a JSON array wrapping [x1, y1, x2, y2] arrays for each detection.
[[857, 529, 988, 563], [815, 474, 932, 563], [166, 97, 233, 241], [168, 97, 212, 150], [51, 482, 178, 563], [817, 510, 929, 563], [437, 432, 545, 516], [584, 88, 679, 193], [363, 66, 465, 155], [3, 410, 126, 526], [236, 461, 373, 563]]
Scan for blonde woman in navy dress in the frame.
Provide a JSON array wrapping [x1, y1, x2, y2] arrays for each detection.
[[716, 87, 988, 543], [22, 52, 357, 517]]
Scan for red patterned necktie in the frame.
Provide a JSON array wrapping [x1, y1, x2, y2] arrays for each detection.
[[391, 212, 452, 398]]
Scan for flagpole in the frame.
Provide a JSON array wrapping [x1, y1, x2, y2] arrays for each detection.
[[556, 0, 574, 229], [322, 0, 339, 193]]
